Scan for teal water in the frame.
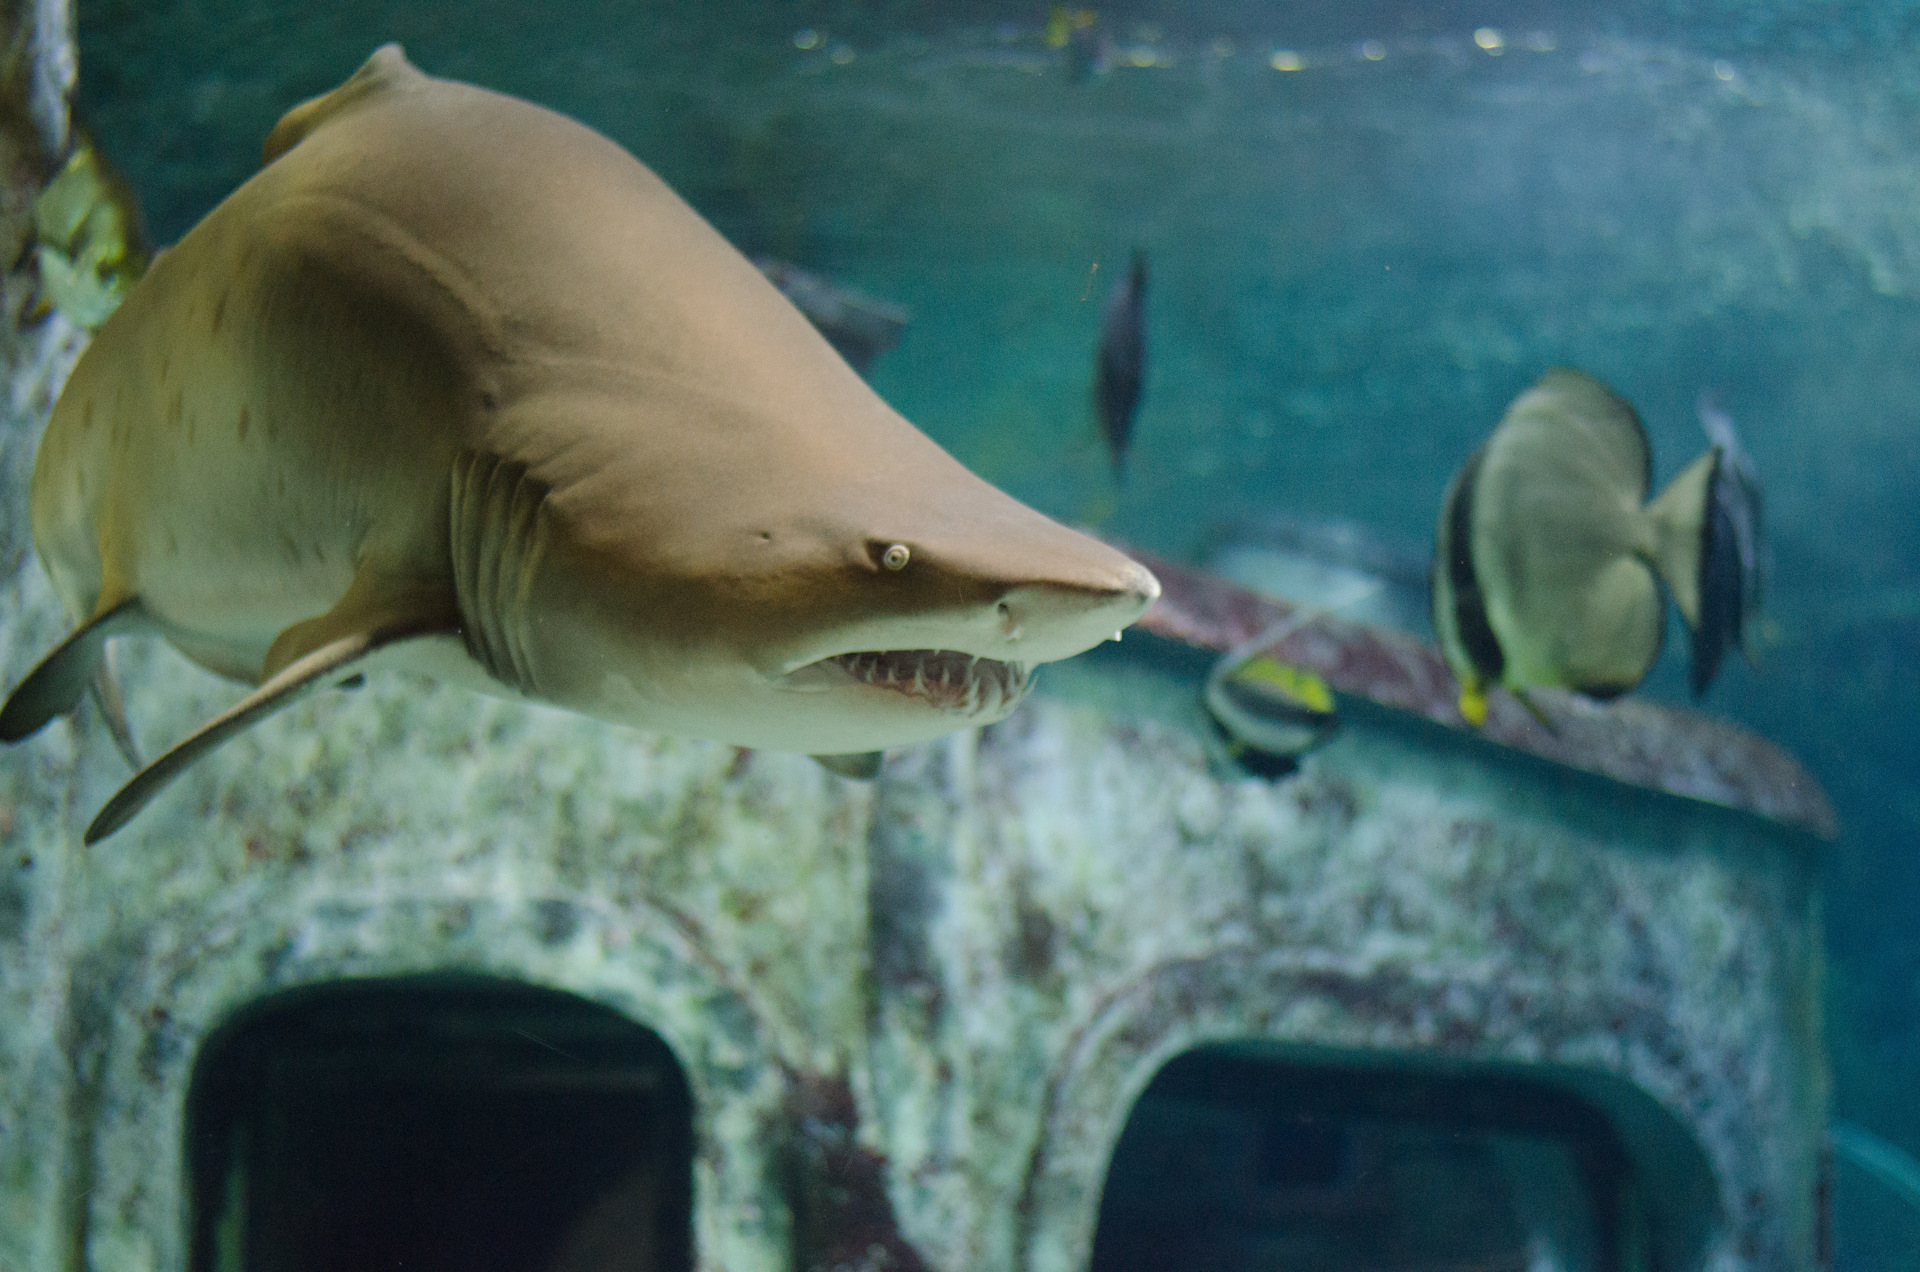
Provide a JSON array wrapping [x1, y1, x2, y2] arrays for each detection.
[[74, 1, 1920, 1264]]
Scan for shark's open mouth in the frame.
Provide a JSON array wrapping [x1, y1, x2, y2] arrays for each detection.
[[829, 649, 1032, 716]]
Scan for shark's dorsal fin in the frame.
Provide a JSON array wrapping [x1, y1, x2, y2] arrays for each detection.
[[86, 610, 453, 844], [0, 596, 147, 744], [262, 44, 426, 167], [813, 751, 884, 780]]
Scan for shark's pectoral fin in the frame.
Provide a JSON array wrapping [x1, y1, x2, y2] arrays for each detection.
[[261, 572, 457, 682], [0, 596, 146, 744], [813, 751, 885, 780], [91, 647, 142, 769], [85, 610, 453, 845]]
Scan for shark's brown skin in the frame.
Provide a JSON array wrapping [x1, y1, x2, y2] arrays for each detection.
[[0, 46, 1159, 842]]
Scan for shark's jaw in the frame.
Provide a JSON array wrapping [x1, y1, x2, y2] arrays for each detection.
[[821, 649, 1033, 717], [776, 648, 1033, 723]]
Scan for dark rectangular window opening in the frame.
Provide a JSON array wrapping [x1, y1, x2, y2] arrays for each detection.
[[185, 975, 693, 1272], [1092, 1048, 1666, 1272]]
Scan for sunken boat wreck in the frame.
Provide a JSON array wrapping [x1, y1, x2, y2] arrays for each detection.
[[0, 462, 1835, 1272], [0, 10, 1834, 1272]]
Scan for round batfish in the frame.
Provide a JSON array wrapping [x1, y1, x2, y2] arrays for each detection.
[[1432, 368, 1719, 726]]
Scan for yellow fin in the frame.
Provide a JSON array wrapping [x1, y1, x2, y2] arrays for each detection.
[[1457, 686, 1488, 727], [1231, 656, 1335, 714]]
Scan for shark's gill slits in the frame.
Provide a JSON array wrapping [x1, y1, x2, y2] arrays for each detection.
[[829, 649, 1032, 715], [450, 450, 552, 696]]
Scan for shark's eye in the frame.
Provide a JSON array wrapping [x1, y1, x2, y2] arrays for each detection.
[[881, 543, 911, 571]]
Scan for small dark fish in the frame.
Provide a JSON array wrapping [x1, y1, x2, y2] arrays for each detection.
[[1094, 249, 1147, 480], [1432, 369, 1722, 725], [1689, 391, 1766, 697]]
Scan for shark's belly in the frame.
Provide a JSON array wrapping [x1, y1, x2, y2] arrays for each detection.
[[37, 284, 458, 684], [119, 486, 367, 683]]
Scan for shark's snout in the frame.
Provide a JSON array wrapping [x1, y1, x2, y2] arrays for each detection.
[[989, 557, 1161, 663], [781, 555, 1158, 737]]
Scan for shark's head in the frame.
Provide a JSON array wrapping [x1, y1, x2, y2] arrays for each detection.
[[503, 411, 1159, 755], [401, 70, 1161, 756], [484, 372, 1158, 756], [742, 486, 1160, 753]]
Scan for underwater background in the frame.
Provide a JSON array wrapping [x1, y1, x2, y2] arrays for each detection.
[[68, 0, 1920, 1262]]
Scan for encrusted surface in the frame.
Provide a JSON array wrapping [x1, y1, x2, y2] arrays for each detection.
[[862, 710, 1825, 1272], [0, 439, 1831, 1272], [0, 484, 1830, 1272]]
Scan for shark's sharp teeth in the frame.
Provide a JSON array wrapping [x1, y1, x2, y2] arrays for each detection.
[[828, 650, 1025, 709]]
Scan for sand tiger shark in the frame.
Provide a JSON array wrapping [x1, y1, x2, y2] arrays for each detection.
[[0, 45, 1160, 843]]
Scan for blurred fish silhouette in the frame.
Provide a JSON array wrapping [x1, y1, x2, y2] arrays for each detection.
[[30, 131, 150, 330], [1094, 249, 1146, 480], [756, 259, 909, 377], [1690, 390, 1766, 696], [1203, 645, 1339, 779], [1046, 6, 1110, 83], [1432, 369, 1725, 726]]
